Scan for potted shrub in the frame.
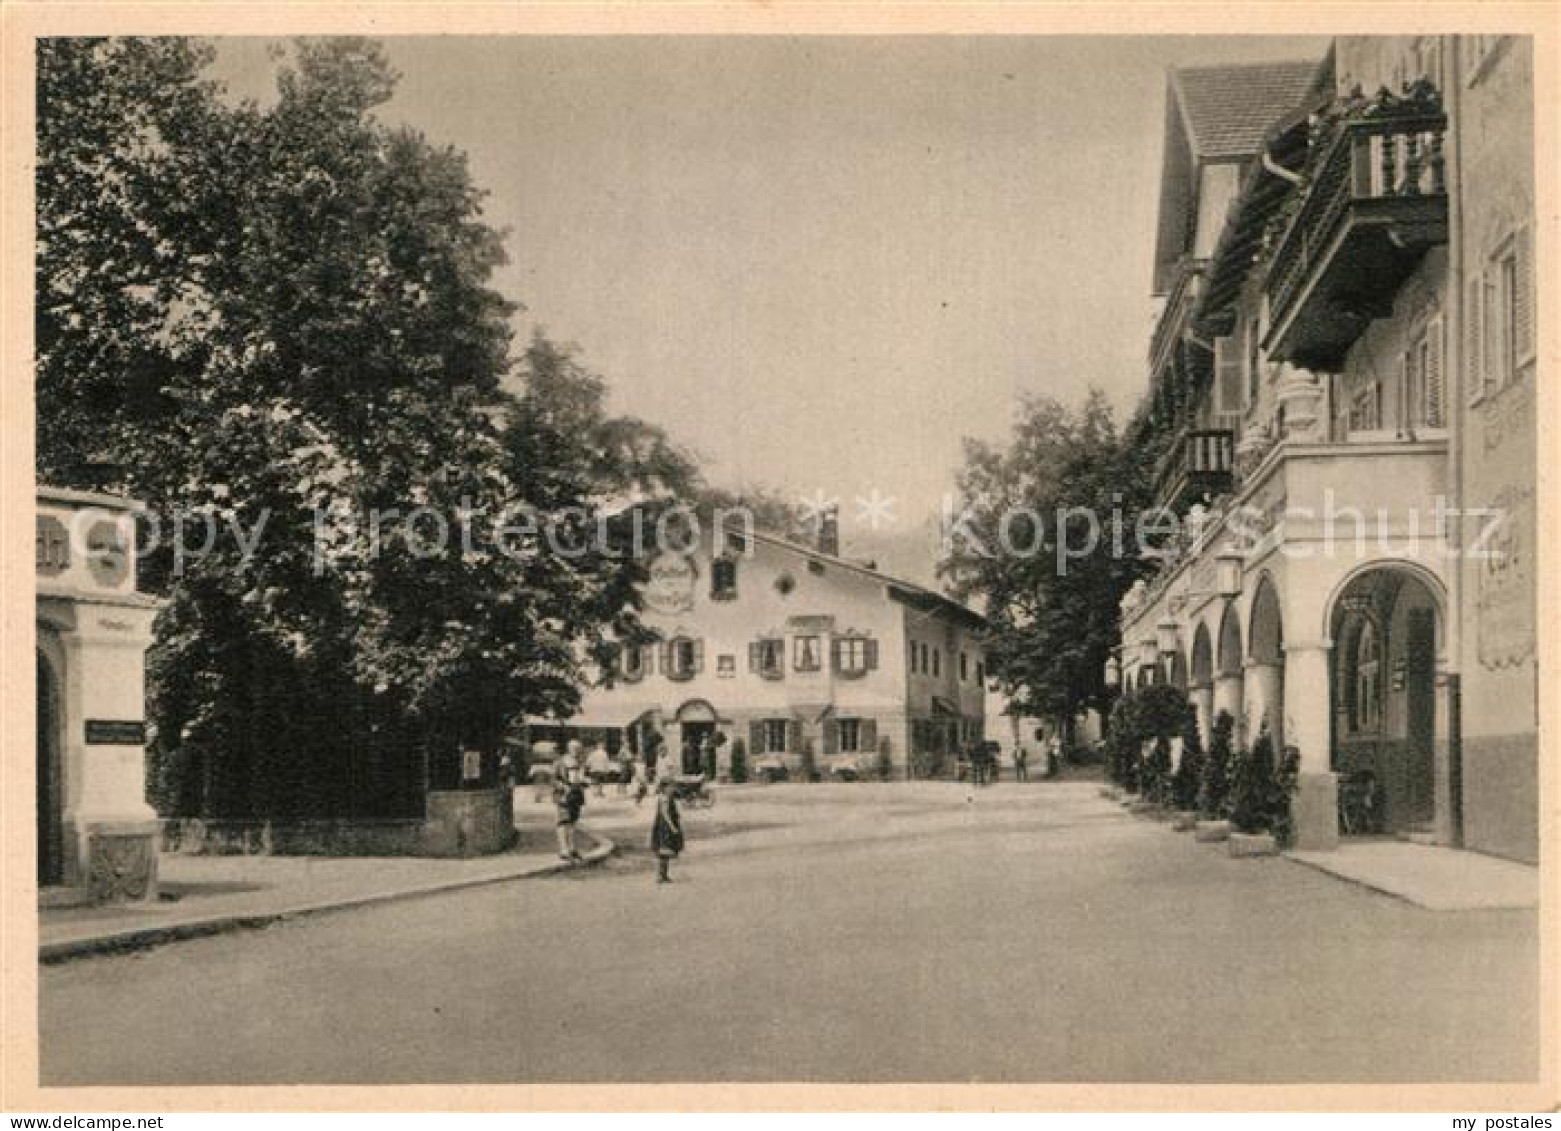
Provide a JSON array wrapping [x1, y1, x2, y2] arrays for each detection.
[[1138, 735, 1173, 814], [729, 738, 748, 784], [1194, 710, 1235, 842], [1170, 706, 1204, 830], [1227, 720, 1286, 856]]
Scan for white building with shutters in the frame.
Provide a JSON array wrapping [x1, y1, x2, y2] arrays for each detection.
[[535, 518, 987, 781], [1117, 38, 1536, 863]]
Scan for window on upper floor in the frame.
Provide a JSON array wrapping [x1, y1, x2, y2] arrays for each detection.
[[1468, 226, 1534, 402], [932, 648, 941, 678], [1404, 316, 1446, 431], [750, 637, 784, 680], [832, 635, 878, 677], [710, 555, 738, 601], [793, 634, 822, 672], [959, 652, 968, 682], [664, 637, 702, 681], [619, 643, 648, 683], [1348, 381, 1383, 433]]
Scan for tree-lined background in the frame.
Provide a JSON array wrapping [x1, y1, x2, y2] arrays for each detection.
[[36, 37, 787, 820]]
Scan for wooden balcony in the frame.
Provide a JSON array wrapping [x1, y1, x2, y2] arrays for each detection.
[[1263, 109, 1448, 372], [1153, 427, 1234, 514]]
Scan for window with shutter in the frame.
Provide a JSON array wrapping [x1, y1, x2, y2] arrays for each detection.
[[864, 638, 879, 671], [1465, 275, 1484, 402], [749, 720, 764, 755], [1215, 335, 1243, 413], [748, 641, 760, 672], [786, 718, 801, 754], [860, 718, 878, 753], [1425, 316, 1445, 428], [692, 638, 704, 675], [1514, 224, 1534, 368], [823, 717, 839, 757]]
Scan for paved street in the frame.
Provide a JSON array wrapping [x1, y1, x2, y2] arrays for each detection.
[[41, 783, 1537, 1085]]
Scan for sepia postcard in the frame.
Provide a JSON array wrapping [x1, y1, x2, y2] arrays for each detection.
[[2, 1, 1556, 1116]]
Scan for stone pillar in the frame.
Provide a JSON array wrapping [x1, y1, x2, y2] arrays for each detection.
[[1190, 680, 1215, 747], [1432, 662, 1456, 846], [1244, 659, 1284, 751], [1212, 671, 1245, 744], [1285, 641, 1337, 851], [60, 609, 161, 900]]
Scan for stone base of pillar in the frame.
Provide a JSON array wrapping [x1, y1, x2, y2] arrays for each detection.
[[1293, 772, 1340, 852], [79, 823, 161, 898]]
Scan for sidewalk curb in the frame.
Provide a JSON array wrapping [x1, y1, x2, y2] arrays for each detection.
[[1279, 850, 1537, 912], [39, 831, 616, 964]]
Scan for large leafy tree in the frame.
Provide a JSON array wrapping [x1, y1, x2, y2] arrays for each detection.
[[940, 389, 1160, 742], [35, 38, 666, 817]]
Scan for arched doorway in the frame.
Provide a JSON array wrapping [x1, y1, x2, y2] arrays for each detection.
[[674, 699, 721, 774], [1329, 567, 1442, 834], [37, 650, 63, 886], [1248, 576, 1285, 749]]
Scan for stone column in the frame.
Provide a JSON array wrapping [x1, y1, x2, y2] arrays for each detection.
[[1190, 680, 1215, 747], [60, 608, 162, 900], [1244, 659, 1284, 752], [1212, 670, 1245, 744], [1284, 641, 1338, 851]]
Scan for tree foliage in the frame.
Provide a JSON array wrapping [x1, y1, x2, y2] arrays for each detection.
[[35, 38, 698, 818], [940, 389, 1159, 733]]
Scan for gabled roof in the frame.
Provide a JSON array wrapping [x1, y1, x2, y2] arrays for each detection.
[[1152, 57, 1324, 295], [730, 522, 987, 631], [1172, 60, 1322, 161]]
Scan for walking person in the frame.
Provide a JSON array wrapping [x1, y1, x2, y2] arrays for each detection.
[[553, 740, 587, 862], [1013, 743, 1029, 783], [586, 740, 611, 798], [651, 775, 684, 884]]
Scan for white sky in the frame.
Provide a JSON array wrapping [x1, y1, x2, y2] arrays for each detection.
[[211, 35, 1327, 583]]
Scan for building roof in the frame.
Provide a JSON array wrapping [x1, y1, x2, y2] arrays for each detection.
[[1152, 57, 1324, 294], [732, 522, 988, 631], [1171, 60, 1322, 161]]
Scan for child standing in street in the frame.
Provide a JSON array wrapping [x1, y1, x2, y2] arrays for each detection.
[[651, 776, 684, 884]]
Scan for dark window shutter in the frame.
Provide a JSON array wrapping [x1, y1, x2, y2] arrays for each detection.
[[1426, 316, 1445, 428], [823, 717, 838, 757], [750, 720, 764, 754], [1515, 224, 1534, 365], [1465, 275, 1484, 401], [662, 640, 675, 674], [787, 718, 801, 754], [748, 641, 760, 672], [830, 637, 842, 672], [861, 718, 878, 752], [864, 638, 879, 671], [693, 639, 704, 674]]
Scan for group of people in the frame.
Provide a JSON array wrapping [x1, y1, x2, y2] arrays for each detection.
[[549, 737, 685, 884]]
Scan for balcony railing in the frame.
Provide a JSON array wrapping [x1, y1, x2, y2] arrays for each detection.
[[1264, 108, 1448, 372], [1153, 427, 1234, 514]]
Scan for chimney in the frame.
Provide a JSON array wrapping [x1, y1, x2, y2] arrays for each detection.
[[816, 504, 839, 557]]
